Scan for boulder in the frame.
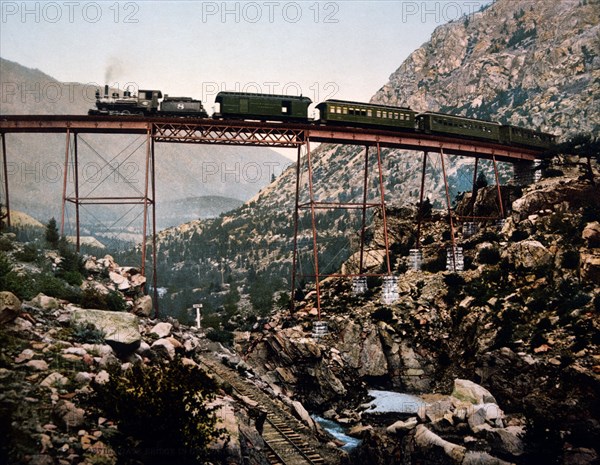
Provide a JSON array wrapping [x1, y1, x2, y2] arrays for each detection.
[[150, 322, 172, 338], [359, 329, 388, 377], [487, 426, 525, 457], [462, 451, 514, 465], [292, 400, 318, 432], [151, 338, 176, 359], [505, 240, 553, 269], [452, 379, 497, 405], [387, 417, 418, 433], [133, 295, 153, 317], [71, 308, 141, 353], [0, 291, 21, 324], [414, 425, 466, 464], [26, 360, 49, 371], [582, 221, 600, 247], [40, 372, 68, 389], [30, 293, 59, 310], [580, 252, 600, 284], [84, 257, 101, 273], [15, 348, 35, 363], [54, 399, 85, 429]]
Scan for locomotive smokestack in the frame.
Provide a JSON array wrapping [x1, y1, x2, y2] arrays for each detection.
[[104, 85, 109, 98]]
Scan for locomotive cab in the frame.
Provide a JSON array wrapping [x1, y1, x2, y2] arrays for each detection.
[[137, 90, 162, 113]]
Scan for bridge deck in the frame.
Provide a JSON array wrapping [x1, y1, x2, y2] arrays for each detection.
[[0, 115, 545, 162]]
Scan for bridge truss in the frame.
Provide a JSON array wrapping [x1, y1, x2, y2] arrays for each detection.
[[0, 115, 545, 318]]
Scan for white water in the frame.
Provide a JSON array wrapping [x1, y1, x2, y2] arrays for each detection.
[[364, 389, 426, 413], [312, 415, 362, 451]]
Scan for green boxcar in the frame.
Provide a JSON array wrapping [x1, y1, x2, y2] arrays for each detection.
[[499, 125, 556, 149], [316, 100, 416, 130], [215, 91, 311, 122], [416, 112, 501, 142]]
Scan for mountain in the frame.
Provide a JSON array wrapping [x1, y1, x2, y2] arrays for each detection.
[[148, 0, 598, 314], [157, 196, 244, 229], [0, 58, 290, 234]]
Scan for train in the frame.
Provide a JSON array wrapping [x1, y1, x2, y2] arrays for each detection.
[[89, 85, 208, 117], [89, 87, 556, 150]]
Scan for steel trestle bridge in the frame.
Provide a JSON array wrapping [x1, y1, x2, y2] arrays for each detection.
[[0, 115, 547, 317]]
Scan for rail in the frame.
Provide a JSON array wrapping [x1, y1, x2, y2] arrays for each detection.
[[0, 114, 547, 161], [200, 357, 328, 465]]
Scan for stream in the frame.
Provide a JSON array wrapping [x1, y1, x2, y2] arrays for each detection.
[[312, 415, 362, 451], [312, 390, 426, 453]]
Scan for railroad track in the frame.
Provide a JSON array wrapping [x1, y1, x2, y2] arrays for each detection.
[[201, 357, 327, 465]]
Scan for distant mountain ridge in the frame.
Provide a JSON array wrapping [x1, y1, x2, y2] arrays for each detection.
[[0, 58, 288, 232]]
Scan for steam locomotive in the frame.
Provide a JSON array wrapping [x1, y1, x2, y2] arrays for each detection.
[[88, 85, 208, 117], [89, 87, 555, 150]]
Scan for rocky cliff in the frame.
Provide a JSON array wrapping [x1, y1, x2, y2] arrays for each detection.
[[375, 0, 599, 134], [241, 171, 600, 464]]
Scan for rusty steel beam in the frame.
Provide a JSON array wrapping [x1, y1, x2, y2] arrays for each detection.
[[297, 201, 381, 209], [60, 130, 71, 235], [359, 146, 370, 275], [290, 144, 302, 312], [74, 133, 80, 252], [0, 116, 149, 134], [64, 196, 151, 204], [0, 115, 548, 162], [307, 128, 541, 162], [416, 151, 428, 249], [299, 273, 394, 278], [151, 137, 159, 318], [152, 122, 305, 147], [1, 133, 11, 229], [492, 156, 505, 219], [305, 138, 322, 320], [375, 143, 392, 275]]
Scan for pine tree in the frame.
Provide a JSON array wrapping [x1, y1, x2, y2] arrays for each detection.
[[475, 171, 489, 189], [45, 217, 59, 248]]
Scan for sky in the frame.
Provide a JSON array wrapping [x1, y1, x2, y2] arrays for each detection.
[[1, 0, 493, 157], [1, 1, 494, 105]]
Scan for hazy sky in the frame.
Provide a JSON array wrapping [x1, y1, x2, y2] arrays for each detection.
[[1, 0, 493, 113]]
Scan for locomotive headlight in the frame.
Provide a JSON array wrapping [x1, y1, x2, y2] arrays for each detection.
[[142, 101, 149, 106]]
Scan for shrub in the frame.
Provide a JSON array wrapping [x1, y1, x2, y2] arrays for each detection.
[[59, 270, 84, 286], [105, 291, 126, 312], [35, 273, 81, 302], [79, 288, 125, 312], [206, 328, 234, 344], [0, 254, 36, 300], [71, 322, 105, 344], [93, 358, 224, 465], [0, 236, 14, 252], [14, 243, 39, 263]]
